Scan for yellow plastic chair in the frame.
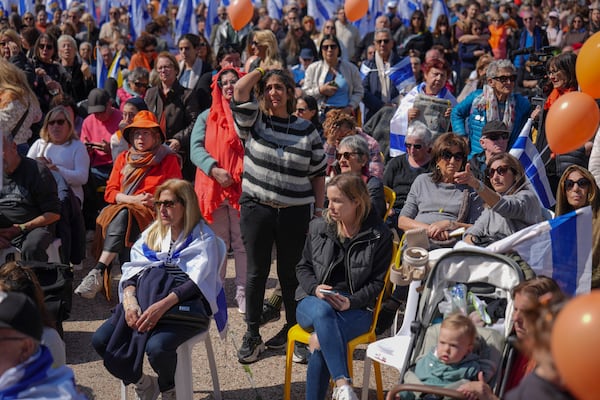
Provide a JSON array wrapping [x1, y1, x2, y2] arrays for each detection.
[[283, 242, 399, 400], [383, 186, 396, 222]]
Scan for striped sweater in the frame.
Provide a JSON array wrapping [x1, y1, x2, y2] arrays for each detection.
[[232, 100, 326, 206]]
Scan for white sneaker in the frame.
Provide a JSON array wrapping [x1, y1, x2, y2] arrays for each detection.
[[74, 269, 103, 299], [134, 374, 159, 400], [332, 384, 358, 400]]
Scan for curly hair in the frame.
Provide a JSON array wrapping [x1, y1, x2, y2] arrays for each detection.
[[323, 109, 356, 141]]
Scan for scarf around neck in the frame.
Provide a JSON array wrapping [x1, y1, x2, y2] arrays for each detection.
[[473, 84, 516, 132], [121, 144, 173, 195]]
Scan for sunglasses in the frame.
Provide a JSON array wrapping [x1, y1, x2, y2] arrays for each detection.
[[48, 118, 66, 126], [322, 44, 338, 50], [484, 132, 509, 141], [336, 151, 360, 160], [24, 16, 33, 20], [40, 44, 54, 50], [132, 81, 148, 87], [155, 200, 180, 208], [376, 39, 391, 44], [487, 165, 513, 178], [441, 150, 465, 162], [523, 17, 533, 21], [405, 143, 423, 150], [296, 107, 306, 113], [324, 25, 335, 30], [0, 42, 5, 46], [493, 75, 516, 84], [565, 178, 591, 191], [251, 41, 261, 47]]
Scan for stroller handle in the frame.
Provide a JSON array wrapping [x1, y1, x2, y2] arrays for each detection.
[[386, 384, 467, 400]]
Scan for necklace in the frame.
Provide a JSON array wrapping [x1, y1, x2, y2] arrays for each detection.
[[268, 114, 291, 158]]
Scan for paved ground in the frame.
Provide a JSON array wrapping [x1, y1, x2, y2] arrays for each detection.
[[65, 253, 401, 400]]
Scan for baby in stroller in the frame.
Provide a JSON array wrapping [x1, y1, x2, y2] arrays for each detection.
[[400, 313, 491, 399]]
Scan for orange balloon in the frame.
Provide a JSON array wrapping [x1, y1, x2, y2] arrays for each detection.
[[227, 0, 253, 31], [545, 91, 599, 154], [576, 31, 600, 99], [552, 291, 600, 400], [344, 0, 368, 22]]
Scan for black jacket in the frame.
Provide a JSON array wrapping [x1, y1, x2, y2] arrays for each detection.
[[295, 210, 393, 310]]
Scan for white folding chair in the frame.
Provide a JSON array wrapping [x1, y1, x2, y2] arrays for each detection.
[[120, 326, 222, 400]]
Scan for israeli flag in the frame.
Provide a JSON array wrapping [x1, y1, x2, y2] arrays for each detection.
[[18, 0, 35, 14], [307, 0, 338, 30], [486, 207, 592, 296], [398, 0, 421, 27], [267, 0, 284, 20], [354, 0, 385, 37], [158, 0, 168, 15], [387, 57, 416, 92], [96, 42, 108, 89], [129, 0, 151, 42], [175, 0, 199, 40], [509, 118, 556, 209], [46, 0, 66, 18], [205, 0, 219, 39], [428, 0, 449, 32]]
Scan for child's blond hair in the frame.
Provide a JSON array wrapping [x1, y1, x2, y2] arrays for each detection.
[[441, 313, 477, 346]]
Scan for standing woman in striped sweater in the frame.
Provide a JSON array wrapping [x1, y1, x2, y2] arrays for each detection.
[[232, 68, 327, 364]]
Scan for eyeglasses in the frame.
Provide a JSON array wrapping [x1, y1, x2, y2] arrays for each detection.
[[0, 42, 5, 46], [441, 150, 465, 162], [322, 44, 338, 50], [487, 165, 512, 178], [483, 132, 509, 141], [132, 81, 148, 87], [219, 13, 228, 17], [296, 107, 306, 113], [405, 143, 423, 150], [251, 41, 261, 47], [336, 151, 360, 160], [48, 118, 66, 126], [324, 25, 335, 30], [493, 75, 516, 84], [155, 200, 180, 208], [523, 17, 533, 21], [565, 178, 591, 191], [548, 69, 561, 76], [375, 39, 391, 44], [40, 43, 54, 50]]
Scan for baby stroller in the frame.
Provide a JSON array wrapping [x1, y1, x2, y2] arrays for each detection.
[[369, 247, 525, 399]]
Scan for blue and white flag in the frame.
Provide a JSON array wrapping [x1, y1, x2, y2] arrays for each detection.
[[46, 0, 66, 18], [307, 0, 338, 30], [509, 118, 556, 209], [387, 57, 416, 92], [267, 0, 284, 20], [18, 0, 35, 15], [428, 0, 449, 32], [359, 62, 374, 80], [96, 42, 108, 89], [354, 0, 385, 37], [158, 0, 168, 15], [398, 0, 421, 27], [204, 0, 219, 39], [486, 207, 592, 296], [129, 0, 151, 42], [175, 0, 198, 41]]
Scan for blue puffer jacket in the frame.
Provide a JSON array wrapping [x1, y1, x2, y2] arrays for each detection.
[[451, 89, 531, 157]]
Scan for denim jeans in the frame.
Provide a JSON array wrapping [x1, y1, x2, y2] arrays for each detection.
[[296, 296, 372, 400], [240, 201, 311, 335], [92, 318, 199, 391]]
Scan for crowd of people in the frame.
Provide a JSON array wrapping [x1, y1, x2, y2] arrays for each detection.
[[1, 0, 600, 399]]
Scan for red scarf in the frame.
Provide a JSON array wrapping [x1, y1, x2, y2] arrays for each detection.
[[194, 68, 245, 223]]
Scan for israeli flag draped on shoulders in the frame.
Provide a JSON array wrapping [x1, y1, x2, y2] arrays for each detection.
[[509, 118, 556, 208], [486, 206, 592, 296], [120, 222, 229, 338]]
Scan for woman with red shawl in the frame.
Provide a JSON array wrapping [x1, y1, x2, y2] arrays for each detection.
[[190, 68, 247, 313]]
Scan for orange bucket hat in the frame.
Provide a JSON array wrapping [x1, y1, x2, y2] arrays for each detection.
[[122, 110, 165, 144]]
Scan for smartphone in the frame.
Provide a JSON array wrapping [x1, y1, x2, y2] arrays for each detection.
[[319, 288, 338, 296]]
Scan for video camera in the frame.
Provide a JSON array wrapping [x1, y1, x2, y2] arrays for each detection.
[[510, 46, 559, 79]]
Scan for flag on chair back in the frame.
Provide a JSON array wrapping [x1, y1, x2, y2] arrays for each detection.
[[486, 207, 592, 296], [509, 118, 556, 208]]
